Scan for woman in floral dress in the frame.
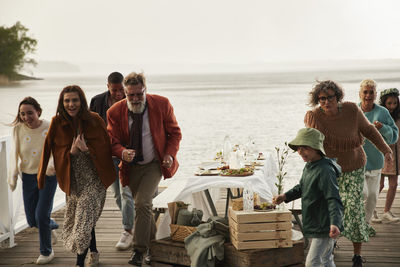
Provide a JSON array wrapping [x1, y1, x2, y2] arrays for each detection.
[[38, 85, 115, 267], [304, 80, 392, 267]]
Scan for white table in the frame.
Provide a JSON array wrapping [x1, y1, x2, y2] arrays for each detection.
[[155, 152, 279, 239]]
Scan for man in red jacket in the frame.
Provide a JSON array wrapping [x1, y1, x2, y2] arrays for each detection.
[[107, 72, 182, 266]]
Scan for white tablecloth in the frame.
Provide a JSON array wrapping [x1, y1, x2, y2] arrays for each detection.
[[155, 152, 279, 239]]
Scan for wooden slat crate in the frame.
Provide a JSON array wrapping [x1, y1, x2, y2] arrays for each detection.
[[150, 238, 191, 266], [223, 241, 304, 267], [228, 207, 293, 250]]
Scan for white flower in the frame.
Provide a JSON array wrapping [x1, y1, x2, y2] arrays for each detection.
[[24, 135, 31, 143], [31, 149, 38, 157]]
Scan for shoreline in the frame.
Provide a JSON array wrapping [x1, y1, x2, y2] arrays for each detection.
[[0, 73, 42, 85]]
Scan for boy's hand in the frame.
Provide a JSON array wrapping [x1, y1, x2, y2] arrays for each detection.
[[329, 225, 340, 238], [272, 194, 286, 205]]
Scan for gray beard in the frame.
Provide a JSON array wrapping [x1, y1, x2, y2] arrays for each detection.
[[127, 99, 146, 113]]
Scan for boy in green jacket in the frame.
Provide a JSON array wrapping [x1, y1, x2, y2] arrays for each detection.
[[273, 128, 344, 267]]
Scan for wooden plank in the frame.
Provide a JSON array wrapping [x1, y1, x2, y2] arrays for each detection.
[[231, 221, 292, 232], [1, 188, 400, 266], [223, 241, 303, 267], [229, 207, 292, 223], [231, 228, 291, 242], [149, 238, 191, 266], [231, 234, 293, 250]]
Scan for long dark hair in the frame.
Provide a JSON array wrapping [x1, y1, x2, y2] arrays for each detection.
[[11, 97, 42, 126], [56, 85, 90, 121], [379, 92, 400, 121]]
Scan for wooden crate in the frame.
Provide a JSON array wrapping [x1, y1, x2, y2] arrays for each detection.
[[228, 207, 293, 250], [150, 238, 191, 266], [223, 241, 304, 267]]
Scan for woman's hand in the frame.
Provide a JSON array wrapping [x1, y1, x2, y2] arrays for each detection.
[[75, 134, 88, 152], [385, 152, 394, 165], [70, 134, 88, 155], [272, 194, 286, 205], [373, 120, 383, 130], [70, 137, 79, 155]]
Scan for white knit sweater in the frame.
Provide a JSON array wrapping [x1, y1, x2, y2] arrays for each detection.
[[9, 120, 55, 182]]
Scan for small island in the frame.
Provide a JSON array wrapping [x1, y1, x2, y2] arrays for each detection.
[[0, 22, 39, 85]]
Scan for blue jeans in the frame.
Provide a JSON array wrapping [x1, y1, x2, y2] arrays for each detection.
[[305, 237, 335, 267], [22, 173, 58, 256], [110, 158, 134, 230]]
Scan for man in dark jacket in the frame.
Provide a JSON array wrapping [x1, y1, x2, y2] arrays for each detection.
[[273, 128, 343, 267], [90, 72, 135, 251]]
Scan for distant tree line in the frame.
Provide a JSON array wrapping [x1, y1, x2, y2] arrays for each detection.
[[0, 21, 37, 80]]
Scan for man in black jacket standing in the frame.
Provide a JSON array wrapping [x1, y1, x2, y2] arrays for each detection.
[[90, 72, 135, 251]]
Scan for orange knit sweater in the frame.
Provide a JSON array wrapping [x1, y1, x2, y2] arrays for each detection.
[[304, 102, 391, 172]]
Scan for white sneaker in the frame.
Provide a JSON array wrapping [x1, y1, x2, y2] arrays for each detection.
[[382, 211, 400, 223], [371, 210, 382, 223], [51, 229, 57, 245], [86, 251, 99, 267], [115, 231, 133, 250], [36, 249, 54, 264], [145, 249, 151, 265]]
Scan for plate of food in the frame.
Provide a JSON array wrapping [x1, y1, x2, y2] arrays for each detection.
[[198, 161, 222, 170], [254, 202, 276, 211], [220, 167, 254, 177], [257, 152, 266, 161], [195, 169, 220, 176]]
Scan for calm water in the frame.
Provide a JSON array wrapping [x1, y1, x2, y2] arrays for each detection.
[[1, 68, 400, 190]]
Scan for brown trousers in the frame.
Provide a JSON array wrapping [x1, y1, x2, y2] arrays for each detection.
[[128, 160, 162, 253]]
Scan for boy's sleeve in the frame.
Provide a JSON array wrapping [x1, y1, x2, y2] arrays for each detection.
[[284, 184, 302, 202], [318, 168, 344, 231]]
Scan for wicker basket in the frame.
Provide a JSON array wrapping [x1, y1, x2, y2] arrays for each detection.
[[169, 224, 197, 242]]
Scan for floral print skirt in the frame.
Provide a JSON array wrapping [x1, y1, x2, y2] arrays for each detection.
[[337, 167, 369, 243], [61, 151, 106, 254]]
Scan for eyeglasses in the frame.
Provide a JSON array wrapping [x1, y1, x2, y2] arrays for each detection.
[[126, 88, 146, 98], [318, 94, 336, 103]]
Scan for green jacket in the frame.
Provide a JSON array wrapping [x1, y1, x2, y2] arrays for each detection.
[[285, 157, 344, 238]]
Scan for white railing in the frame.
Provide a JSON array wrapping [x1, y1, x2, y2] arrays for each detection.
[[0, 135, 65, 247]]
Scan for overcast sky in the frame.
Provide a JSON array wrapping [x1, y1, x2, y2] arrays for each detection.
[[1, 0, 400, 73]]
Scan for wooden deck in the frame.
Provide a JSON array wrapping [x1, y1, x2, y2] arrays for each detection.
[[0, 189, 399, 266]]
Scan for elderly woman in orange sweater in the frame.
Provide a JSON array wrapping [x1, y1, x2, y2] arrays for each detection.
[[304, 80, 392, 267]]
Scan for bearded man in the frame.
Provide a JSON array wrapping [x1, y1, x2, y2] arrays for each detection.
[[106, 72, 182, 267]]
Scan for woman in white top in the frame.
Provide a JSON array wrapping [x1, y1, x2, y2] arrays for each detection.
[[8, 97, 58, 265]]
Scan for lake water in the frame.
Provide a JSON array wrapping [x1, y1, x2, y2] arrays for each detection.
[[1, 67, 400, 191]]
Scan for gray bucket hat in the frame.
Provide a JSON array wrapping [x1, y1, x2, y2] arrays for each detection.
[[288, 128, 326, 155]]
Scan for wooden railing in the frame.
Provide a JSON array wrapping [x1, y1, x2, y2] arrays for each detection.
[[0, 135, 65, 247]]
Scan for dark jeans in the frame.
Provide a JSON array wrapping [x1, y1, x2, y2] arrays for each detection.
[[22, 173, 58, 256]]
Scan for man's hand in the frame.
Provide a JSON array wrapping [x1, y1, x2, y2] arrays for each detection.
[[162, 154, 173, 169], [329, 225, 340, 238], [272, 194, 286, 205], [122, 149, 136, 162]]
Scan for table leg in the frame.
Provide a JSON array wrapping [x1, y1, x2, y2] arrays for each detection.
[[204, 189, 218, 216], [225, 189, 233, 218]]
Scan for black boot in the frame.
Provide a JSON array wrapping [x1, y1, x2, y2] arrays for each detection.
[[128, 249, 143, 266], [352, 254, 365, 267]]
